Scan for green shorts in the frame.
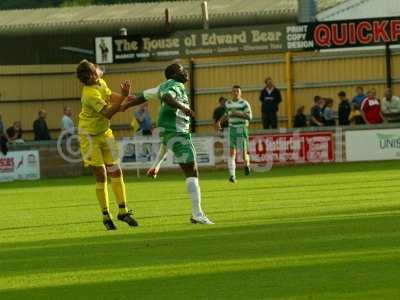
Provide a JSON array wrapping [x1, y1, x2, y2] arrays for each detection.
[[160, 131, 196, 164], [228, 126, 249, 151]]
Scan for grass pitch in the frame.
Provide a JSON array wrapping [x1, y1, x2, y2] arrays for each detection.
[[0, 161, 400, 299]]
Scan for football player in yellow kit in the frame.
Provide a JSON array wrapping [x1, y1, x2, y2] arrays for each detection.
[[76, 60, 139, 230]]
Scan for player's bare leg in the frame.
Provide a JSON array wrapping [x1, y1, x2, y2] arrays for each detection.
[[107, 164, 138, 227], [228, 148, 237, 183], [91, 166, 116, 230], [147, 143, 168, 178], [180, 163, 213, 225]]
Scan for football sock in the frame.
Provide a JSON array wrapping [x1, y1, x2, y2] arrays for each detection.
[[111, 176, 128, 214], [228, 156, 236, 177], [152, 143, 168, 172], [96, 181, 110, 218], [186, 177, 204, 218], [244, 153, 250, 167]]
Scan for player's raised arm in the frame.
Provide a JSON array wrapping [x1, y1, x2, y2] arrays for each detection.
[[101, 80, 131, 119]]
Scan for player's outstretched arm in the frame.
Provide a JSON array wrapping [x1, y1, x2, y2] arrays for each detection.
[[120, 94, 147, 111], [162, 94, 194, 117]]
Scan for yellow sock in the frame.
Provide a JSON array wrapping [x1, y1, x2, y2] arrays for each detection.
[[96, 181, 110, 219], [111, 176, 128, 214]]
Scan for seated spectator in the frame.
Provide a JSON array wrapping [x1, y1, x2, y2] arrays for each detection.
[[213, 96, 228, 132], [323, 98, 336, 126], [338, 91, 351, 126], [382, 88, 400, 122], [348, 103, 365, 125], [352, 86, 366, 108], [309, 96, 325, 127], [135, 103, 152, 136], [6, 121, 24, 144], [360, 89, 384, 124], [293, 105, 307, 128], [61, 106, 75, 135], [33, 110, 51, 141]]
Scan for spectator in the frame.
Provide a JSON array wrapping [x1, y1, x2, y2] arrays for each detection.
[[370, 88, 379, 101], [61, 106, 75, 135], [6, 121, 24, 144], [33, 110, 51, 141], [135, 102, 152, 136], [382, 88, 400, 122], [360, 89, 384, 124], [293, 106, 307, 128], [309, 96, 325, 127], [338, 91, 351, 126], [0, 134, 7, 155], [259, 77, 282, 129], [323, 98, 336, 126], [348, 103, 365, 125], [213, 96, 228, 132], [352, 86, 366, 108], [0, 114, 4, 135], [0, 114, 7, 155]]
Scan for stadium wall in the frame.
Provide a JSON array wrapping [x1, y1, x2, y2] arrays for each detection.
[[0, 49, 399, 139]]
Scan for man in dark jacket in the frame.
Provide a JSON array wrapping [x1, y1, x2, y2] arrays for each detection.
[[213, 96, 228, 132], [259, 77, 282, 129], [338, 91, 351, 126], [33, 110, 51, 141]]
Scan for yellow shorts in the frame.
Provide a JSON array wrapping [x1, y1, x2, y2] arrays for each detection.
[[79, 128, 119, 168]]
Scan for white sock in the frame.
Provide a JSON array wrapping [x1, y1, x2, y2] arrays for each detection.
[[186, 177, 204, 218], [227, 156, 236, 177], [152, 144, 168, 172], [244, 153, 250, 167]]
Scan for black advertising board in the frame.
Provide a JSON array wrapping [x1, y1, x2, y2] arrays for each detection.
[[94, 25, 288, 64], [287, 17, 400, 51], [94, 17, 400, 64]]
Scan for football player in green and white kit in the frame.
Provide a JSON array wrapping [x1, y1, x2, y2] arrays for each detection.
[[122, 63, 213, 224], [217, 85, 252, 183]]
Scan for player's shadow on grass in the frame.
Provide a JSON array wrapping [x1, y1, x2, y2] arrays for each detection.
[[1, 213, 399, 279], [0, 242, 399, 300]]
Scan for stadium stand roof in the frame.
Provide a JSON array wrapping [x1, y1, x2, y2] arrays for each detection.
[[0, 0, 346, 36]]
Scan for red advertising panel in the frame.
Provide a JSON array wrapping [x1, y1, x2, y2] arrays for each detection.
[[242, 132, 334, 164], [287, 17, 400, 51]]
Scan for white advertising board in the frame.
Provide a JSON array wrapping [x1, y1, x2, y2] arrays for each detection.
[[346, 129, 400, 161], [0, 151, 40, 182]]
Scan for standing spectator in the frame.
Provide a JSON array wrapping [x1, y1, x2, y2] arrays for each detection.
[[0, 114, 7, 155], [6, 121, 24, 143], [323, 98, 336, 126], [135, 102, 152, 136], [338, 91, 351, 126], [33, 110, 51, 141], [309, 96, 325, 127], [360, 90, 384, 124], [348, 103, 364, 125], [61, 106, 75, 135], [382, 88, 400, 122], [213, 97, 228, 132], [0, 114, 4, 135], [352, 86, 366, 108], [259, 77, 282, 129], [293, 106, 307, 128]]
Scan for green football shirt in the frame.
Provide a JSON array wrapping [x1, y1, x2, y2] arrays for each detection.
[[157, 79, 191, 133]]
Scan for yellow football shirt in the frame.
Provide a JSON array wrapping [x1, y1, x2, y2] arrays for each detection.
[[78, 78, 112, 135]]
